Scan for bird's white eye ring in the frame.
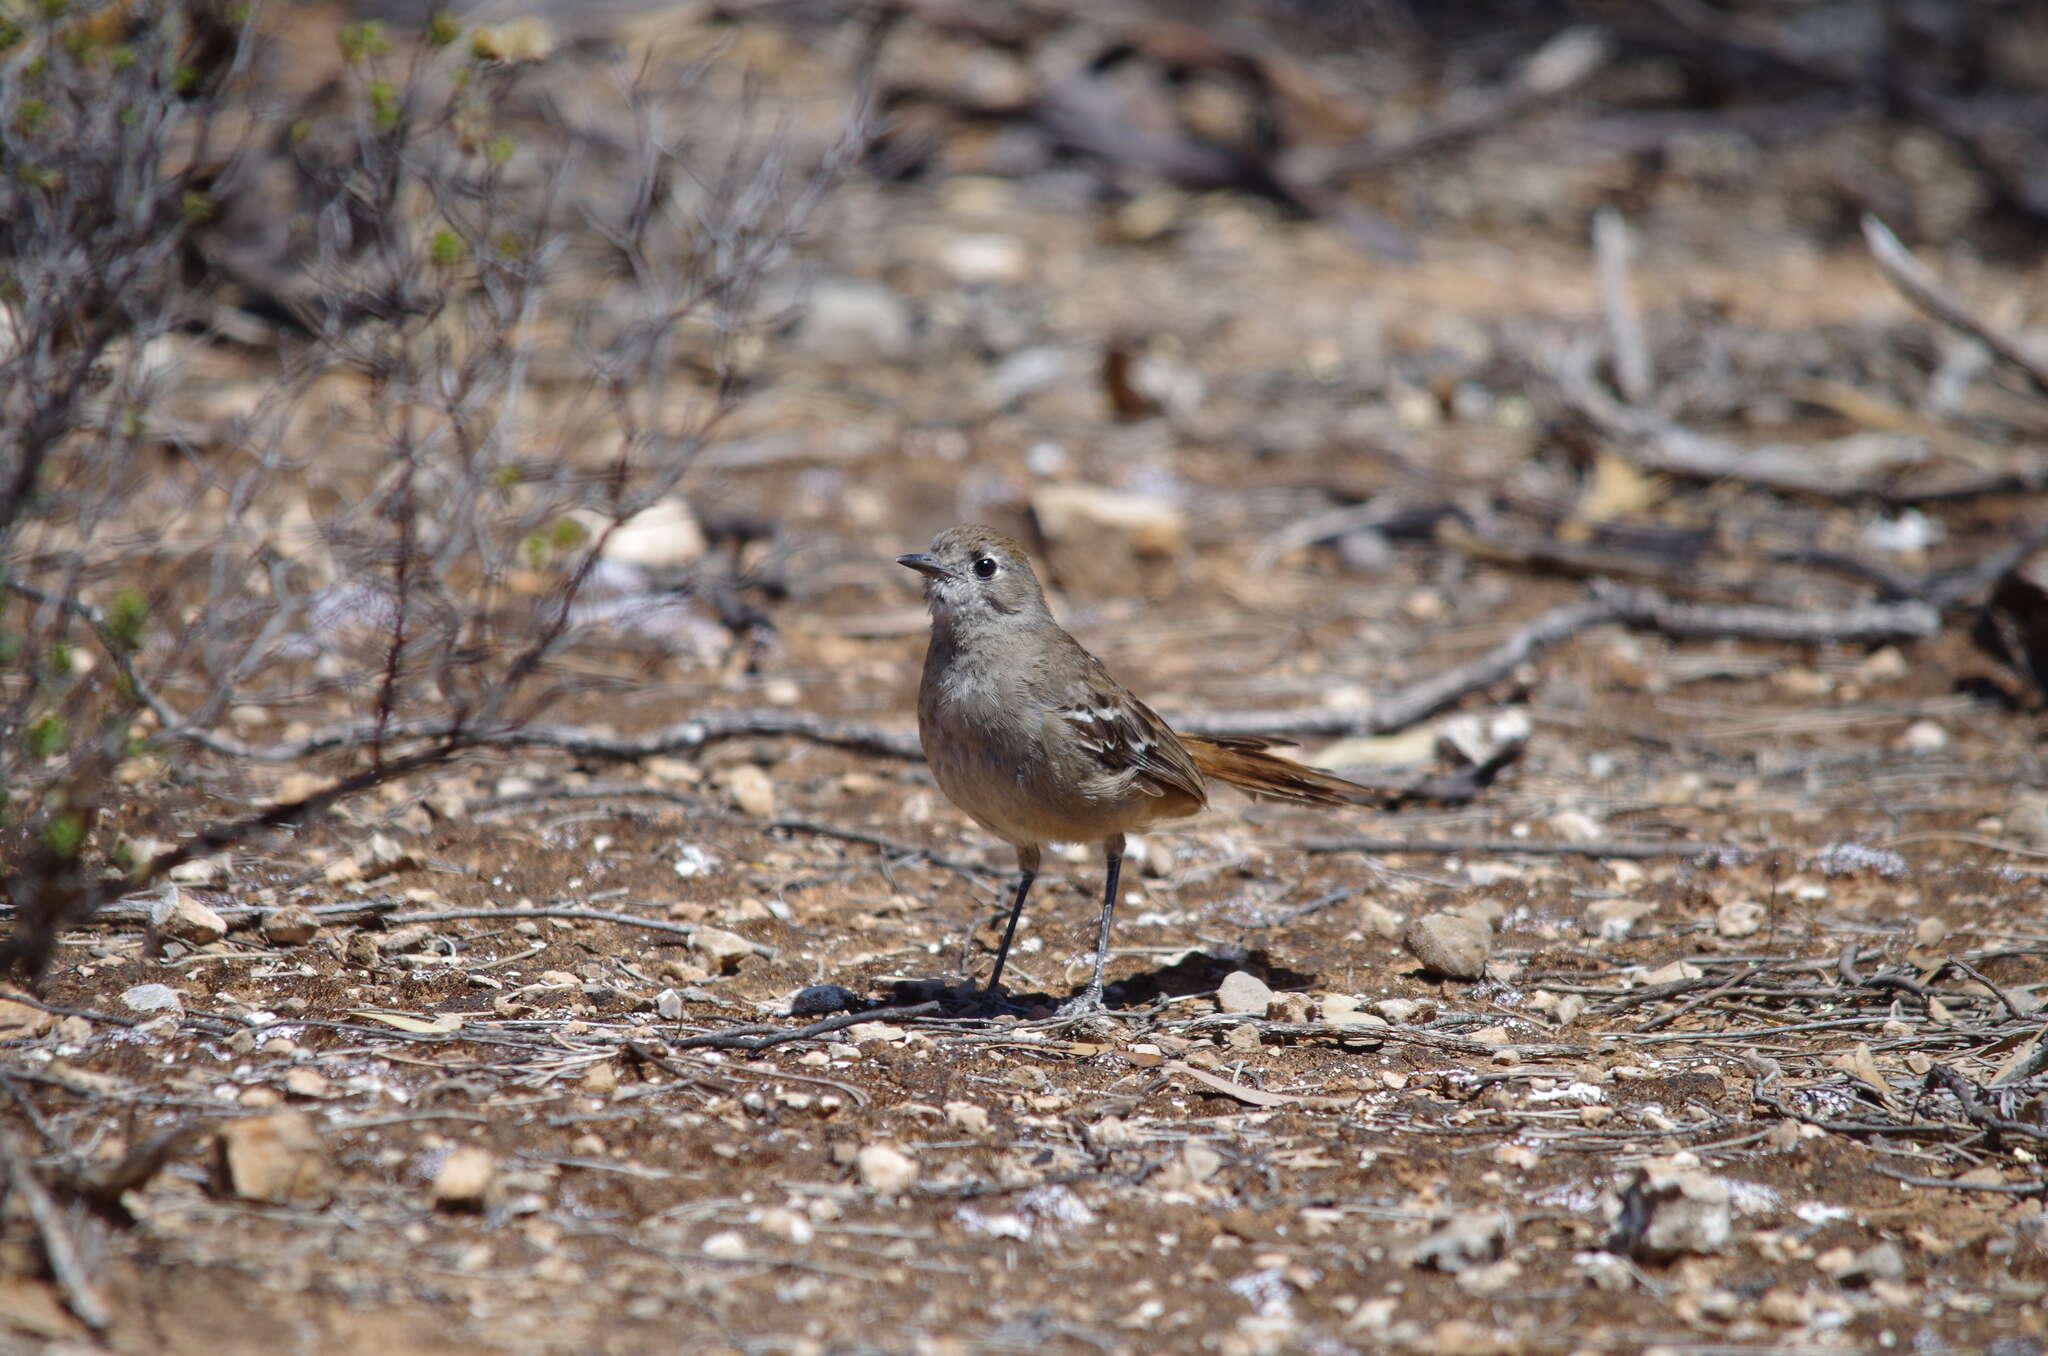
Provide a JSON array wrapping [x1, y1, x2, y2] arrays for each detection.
[[972, 557, 998, 579]]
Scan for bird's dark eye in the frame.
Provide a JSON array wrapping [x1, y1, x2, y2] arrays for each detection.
[[972, 557, 998, 579]]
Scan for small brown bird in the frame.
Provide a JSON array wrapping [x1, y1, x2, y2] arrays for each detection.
[[899, 524, 1390, 1016]]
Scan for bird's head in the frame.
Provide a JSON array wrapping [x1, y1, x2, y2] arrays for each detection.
[[896, 524, 1051, 625]]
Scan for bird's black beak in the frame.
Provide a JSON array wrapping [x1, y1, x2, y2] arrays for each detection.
[[896, 553, 955, 580]]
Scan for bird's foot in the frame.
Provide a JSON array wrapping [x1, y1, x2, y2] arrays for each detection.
[[1053, 987, 1110, 1020]]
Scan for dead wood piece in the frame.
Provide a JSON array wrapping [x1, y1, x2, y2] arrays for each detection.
[[1, 1131, 111, 1331], [667, 1000, 942, 1053], [1870, 1162, 2044, 1195], [1594, 205, 1652, 405], [1555, 338, 2043, 505], [1298, 835, 1732, 862], [1863, 214, 2048, 403], [379, 907, 763, 952], [1924, 1065, 2048, 1146], [1309, 26, 1611, 180]]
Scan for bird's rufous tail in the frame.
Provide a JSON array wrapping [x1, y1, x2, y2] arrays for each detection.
[[1182, 734, 1399, 809]]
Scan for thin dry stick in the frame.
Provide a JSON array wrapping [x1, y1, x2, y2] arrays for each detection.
[[382, 907, 767, 953], [1298, 835, 1734, 861], [1595, 205, 1652, 405], [667, 1000, 942, 1052], [1, 1131, 111, 1331], [1863, 213, 2048, 402]]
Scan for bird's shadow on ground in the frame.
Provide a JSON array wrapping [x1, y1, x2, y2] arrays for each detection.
[[886, 948, 1318, 1018]]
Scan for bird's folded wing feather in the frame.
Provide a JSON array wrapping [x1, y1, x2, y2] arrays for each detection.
[[1052, 660, 1208, 804]]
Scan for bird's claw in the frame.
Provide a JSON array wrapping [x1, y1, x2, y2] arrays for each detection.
[[1053, 988, 1109, 1020]]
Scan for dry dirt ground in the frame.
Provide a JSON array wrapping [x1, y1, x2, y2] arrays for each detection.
[[7, 3, 2048, 1354]]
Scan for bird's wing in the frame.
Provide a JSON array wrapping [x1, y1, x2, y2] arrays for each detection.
[[1051, 653, 1208, 805]]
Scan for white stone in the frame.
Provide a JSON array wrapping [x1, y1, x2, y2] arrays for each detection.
[[1215, 970, 1275, 1015], [855, 1143, 919, 1193]]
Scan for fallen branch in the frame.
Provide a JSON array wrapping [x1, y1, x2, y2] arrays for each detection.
[[1, 1130, 110, 1331], [1870, 1162, 2043, 1195], [663, 1000, 941, 1052], [1594, 204, 1652, 405], [383, 907, 770, 954], [1556, 336, 2047, 505], [1310, 26, 1611, 179], [1863, 213, 2048, 402], [1299, 834, 1735, 862]]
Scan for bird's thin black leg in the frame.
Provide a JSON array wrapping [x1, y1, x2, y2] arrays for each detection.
[[982, 844, 1040, 997], [1057, 834, 1124, 1017]]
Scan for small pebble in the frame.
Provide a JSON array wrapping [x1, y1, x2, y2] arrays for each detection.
[[1404, 912, 1491, 980], [1215, 970, 1274, 1014]]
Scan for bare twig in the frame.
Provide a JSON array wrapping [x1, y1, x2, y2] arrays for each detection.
[[1312, 27, 1611, 179], [667, 1001, 942, 1052], [1870, 1162, 2043, 1195], [1299, 835, 1734, 861], [1863, 214, 2048, 402], [1594, 205, 1652, 405], [1, 1130, 110, 1331], [383, 908, 769, 954]]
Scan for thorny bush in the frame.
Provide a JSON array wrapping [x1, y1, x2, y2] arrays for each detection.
[[0, 1, 858, 976]]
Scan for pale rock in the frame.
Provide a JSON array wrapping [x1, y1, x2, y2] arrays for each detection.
[[364, 833, 409, 872], [1640, 960, 1702, 986], [855, 1143, 919, 1193], [0, 998, 53, 1038], [1438, 709, 1531, 767], [1858, 645, 1909, 682], [262, 905, 321, 945], [159, 888, 226, 945], [1216, 970, 1274, 1014], [432, 1146, 496, 1211], [1373, 997, 1437, 1024], [793, 280, 914, 363], [1816, 1241, 1905, 1283], [1404, 912, 1490, 980], [120, 982, 183, 1014], [1357, 899, 1405, 939], [757, 1207, 814, 1246], [582, 1062, 618, 1096], [691, 926, 757, 974], [1030, 482, 1186, 596], [654, 988, 686, 1020], [1401, 1210, 1509, 1272], [719, 764, 777, 819], [939, 232, 1029, 285], [217, 1112, 335, 1205], [1157, 1142, 1223, 1190], [1613, 1168, 1732, 1259], [1455, 1258, 1523, 1298], [1548, 809, 1603, 843], [1584, 897, 1656, 940], [579, 498, 705, 570], [1317, 728, 1436, 768], [1896, 719, 1948, 754], [2009, 793, 2048, 851], [1715, 900, 1766, 939], [1914, 916, 1949, 949], [282, 1068, 330, 1099], [943, 1101, 991, 1135], [168, 855, 227, 885], [1319, 994, 1386, 1028], [1265, 991, 1313, 1023], [700, 1229, 748, 1259]]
